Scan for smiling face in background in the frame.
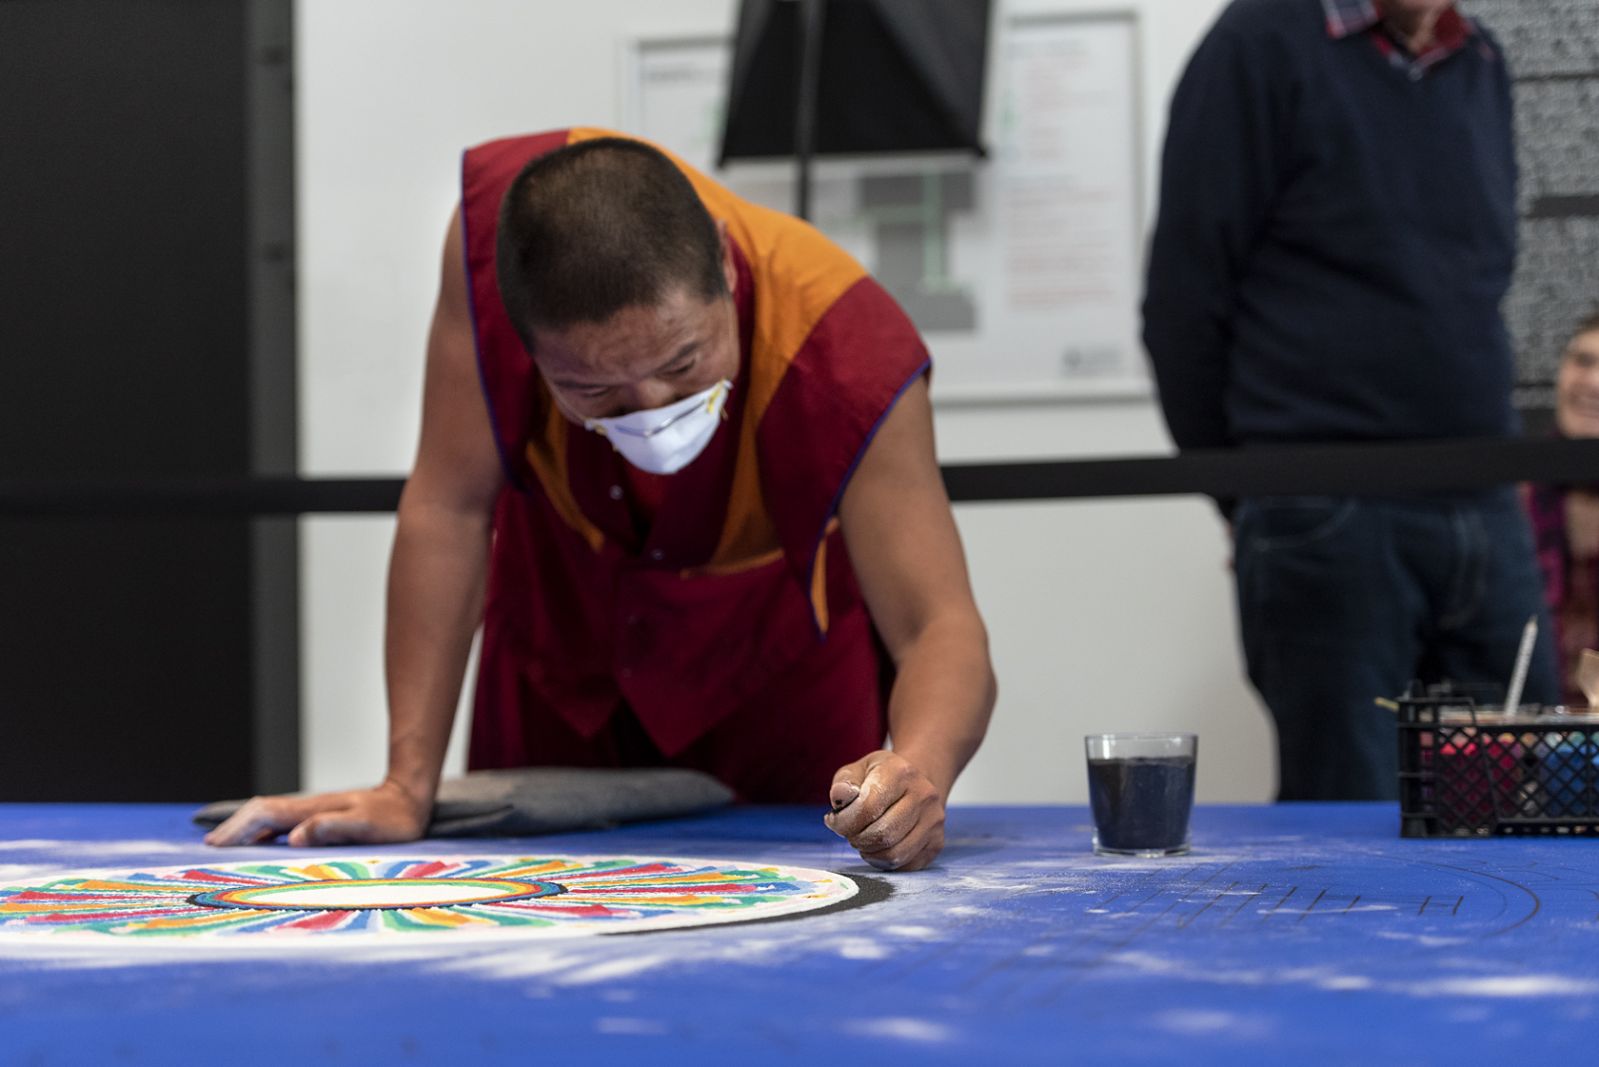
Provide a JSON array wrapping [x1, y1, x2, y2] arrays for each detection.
[[1557, 327, 1599, 439]]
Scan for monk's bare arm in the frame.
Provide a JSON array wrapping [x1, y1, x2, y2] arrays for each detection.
[[207, 208, 503, 846], [379, 205, 505, 814], [826, 377, 996, 870]]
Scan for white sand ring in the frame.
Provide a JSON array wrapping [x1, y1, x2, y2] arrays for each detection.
[[191, 876, 565, 911]]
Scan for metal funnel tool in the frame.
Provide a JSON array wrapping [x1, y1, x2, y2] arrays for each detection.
[[1503, 616, 1538, 715]]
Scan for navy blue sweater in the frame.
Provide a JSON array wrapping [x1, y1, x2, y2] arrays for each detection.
[[1141, 0, 1518, 451]]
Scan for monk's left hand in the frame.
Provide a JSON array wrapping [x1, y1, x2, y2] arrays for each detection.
[[823, 750, 945, 871]]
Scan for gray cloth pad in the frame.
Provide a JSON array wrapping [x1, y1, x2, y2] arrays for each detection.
[[191, 766, 735, 838]]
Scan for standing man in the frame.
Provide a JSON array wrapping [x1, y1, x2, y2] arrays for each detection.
[[207, 131, 996, 868], [1142, 0, 1558, 799]]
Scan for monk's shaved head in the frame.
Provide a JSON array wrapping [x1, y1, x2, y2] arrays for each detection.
[[495, 138, 728, 348]]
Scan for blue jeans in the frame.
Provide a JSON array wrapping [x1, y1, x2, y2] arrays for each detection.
[[1234, 490, 1560, 801]]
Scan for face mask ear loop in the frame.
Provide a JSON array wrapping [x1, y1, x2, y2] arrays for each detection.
[[584, 422, 621, 455], [576, 412, 617, 451], [552, 385, 605, 438]]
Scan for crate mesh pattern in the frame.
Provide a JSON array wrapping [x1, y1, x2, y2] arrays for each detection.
[[1398, 695, 1599, 836]]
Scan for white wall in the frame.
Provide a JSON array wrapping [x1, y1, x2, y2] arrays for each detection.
[[296, 0, 1273, 804]]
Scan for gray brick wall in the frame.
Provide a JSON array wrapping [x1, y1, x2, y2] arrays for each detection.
[[1466, 0, 1599, 409]]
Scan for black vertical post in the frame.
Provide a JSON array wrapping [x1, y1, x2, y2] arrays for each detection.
[[246, 0, 300, 795], [793, 0, 827, 221]]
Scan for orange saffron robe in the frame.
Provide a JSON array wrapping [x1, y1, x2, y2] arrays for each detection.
[[459, 128, 930, 801]]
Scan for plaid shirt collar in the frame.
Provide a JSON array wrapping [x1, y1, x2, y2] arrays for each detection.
[[1321, 0, 1480, 77]]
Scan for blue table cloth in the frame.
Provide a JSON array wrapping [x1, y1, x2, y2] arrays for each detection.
[[1, 803, 1596, 1063]]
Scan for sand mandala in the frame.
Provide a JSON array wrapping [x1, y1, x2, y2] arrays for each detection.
[[0, 855, 858, 945]]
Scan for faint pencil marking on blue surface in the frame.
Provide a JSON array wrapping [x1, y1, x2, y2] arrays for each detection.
[[1265, 885, 1299, 916], [1217, 883, 1268, 927], [1178, 881, 1236, 928], [1297, 888, 1328, 922]]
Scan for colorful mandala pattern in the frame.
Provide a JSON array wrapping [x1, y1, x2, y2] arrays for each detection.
[[0, 855, 857, 943]]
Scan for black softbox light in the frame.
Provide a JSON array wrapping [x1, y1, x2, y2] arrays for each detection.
[[717, 0, 991, 215]]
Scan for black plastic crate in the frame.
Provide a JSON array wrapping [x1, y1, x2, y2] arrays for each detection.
[[1397, 692, 1599, 837]]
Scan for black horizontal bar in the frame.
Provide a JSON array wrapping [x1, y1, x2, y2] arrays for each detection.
[[0, 477, 406, 518], [1527, 194, 1599, 220], [3, 438, 1599, 517], [941, 437, 1599, 504], [1514, 71, 1599, 83]]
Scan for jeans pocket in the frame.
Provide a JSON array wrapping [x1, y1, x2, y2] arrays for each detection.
[[1239, 496, 1359, 553]]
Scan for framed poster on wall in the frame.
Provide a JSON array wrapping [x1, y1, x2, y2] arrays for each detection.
[[621, 9, 1146, 405]]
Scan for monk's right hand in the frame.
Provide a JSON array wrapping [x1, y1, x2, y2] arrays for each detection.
[[203, 778, 430, 848]]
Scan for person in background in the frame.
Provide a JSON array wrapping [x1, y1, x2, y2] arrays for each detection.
[[1142, 0, 1559, 799], [1528, 311, 1599, 706], [205, 131, 996, 869]]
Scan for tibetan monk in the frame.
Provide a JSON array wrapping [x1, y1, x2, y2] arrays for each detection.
[[207, 130, 996, 871]]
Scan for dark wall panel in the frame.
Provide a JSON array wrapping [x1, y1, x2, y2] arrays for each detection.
[[1, 0, 251, 477], [0, 521, 255, 800], [0, 0, 296, 801]]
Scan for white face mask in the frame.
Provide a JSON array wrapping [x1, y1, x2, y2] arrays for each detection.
[[581, 379, 733, 475]]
